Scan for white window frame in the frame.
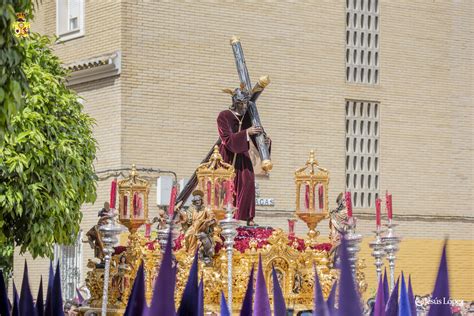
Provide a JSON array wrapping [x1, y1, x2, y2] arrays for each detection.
[[56, 0, 85, 42]]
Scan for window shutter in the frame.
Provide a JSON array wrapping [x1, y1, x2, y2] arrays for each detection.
[[57, 0, 69, 35], [68, 0, 81, 31]]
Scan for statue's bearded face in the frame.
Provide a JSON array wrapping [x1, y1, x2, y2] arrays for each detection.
[[235, 100, 248, 113], [232, 88, 250, 114]]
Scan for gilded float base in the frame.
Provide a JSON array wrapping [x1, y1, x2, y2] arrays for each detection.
[[82, 228, 366, 315]]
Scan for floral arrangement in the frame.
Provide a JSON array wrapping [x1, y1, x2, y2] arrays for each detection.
[[233, 227, 332, 253], [117, 226, 332, 254]]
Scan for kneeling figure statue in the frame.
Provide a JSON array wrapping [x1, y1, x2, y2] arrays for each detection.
[[181, 190, 218, 265]]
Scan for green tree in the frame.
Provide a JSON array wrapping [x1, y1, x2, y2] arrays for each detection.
[[0, 34, 97, 274], [0, 1, 34, 135]]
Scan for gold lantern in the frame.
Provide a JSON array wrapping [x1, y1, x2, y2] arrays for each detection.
[[295, 150, 329, 246], [196, 145, 235, 220], [118, 164, 150, 233]]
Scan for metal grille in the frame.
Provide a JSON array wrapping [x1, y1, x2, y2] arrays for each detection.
[[54, 231, 83, 301], [345, 100, 380, 208], [346, 0, 380, 84]]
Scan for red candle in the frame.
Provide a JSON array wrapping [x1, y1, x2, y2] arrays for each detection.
[[386, 192, 393, 220], [224, 180, 233, 205], [123, 195, 128, 216], [109, 179, 117, 209], [168, 185, 177, 216], [145, 222, 151, 238], [137, 196, 143, 217], [304, 184, 310, 210], [345, 191, 353, 218], [214, 182, 220, 207], [287, 219, 297, 237], [318, 185, 324, 210], [206, 181, 211, 205], [223, 181, 228, 205], [132, 192, 138, 216], [375, 198, 381, 227]]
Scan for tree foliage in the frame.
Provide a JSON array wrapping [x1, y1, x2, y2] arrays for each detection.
[[0, 0, 34, 135], [0, 34, 97, 273]]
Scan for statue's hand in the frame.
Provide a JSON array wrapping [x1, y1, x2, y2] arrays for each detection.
[[247, 126, 263, 136]]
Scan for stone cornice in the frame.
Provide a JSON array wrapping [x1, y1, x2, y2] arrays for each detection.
[[64, 50, 121, 86]]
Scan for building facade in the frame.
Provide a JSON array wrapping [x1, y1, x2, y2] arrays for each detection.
[[15, 0, 473, 302]]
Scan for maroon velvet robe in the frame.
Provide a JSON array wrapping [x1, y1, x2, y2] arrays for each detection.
[[217, 109, 256, 221]]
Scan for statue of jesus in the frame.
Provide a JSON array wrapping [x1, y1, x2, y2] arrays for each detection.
[[217, 87, 270, 226]]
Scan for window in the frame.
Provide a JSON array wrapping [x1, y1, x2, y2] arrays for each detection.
[[56, 0, 84, 41], [346, 0, 379, 84], [345, 100, 379, 208], [54, 231, 83, 301]]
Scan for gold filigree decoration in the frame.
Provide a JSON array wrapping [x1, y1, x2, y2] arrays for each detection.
[[85, 229, 367, 314], [295, 150, 330, 245], [196, 146, 235, 221]]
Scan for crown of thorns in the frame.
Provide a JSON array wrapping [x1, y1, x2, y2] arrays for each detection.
[[222, 83, 250, 103]]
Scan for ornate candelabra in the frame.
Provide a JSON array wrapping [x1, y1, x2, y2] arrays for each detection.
[[381, 220, 401, 290], [345, 217, 362, 278], [99, 210, 124, 316], [369, 226, 386, 281], [220, 203, 239, 313], [294, 150, 330, 247]]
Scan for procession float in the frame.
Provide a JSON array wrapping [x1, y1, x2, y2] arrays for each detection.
[[80, 149, 367, 315]]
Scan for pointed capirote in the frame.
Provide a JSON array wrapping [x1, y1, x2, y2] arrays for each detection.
[[326, 280, 337, 315], [383, 268, 389, 306], [36, 276, 44, 316], [239, 266, 254, 316], [0, 271, 10, 316], [44, 261, 54, 316], [272, 266, 286, 316], [147, 230, 176, 316], [220, 291, 231, 316], [253, 256, 271, 316], [427, 241, 451, 316], [19, 261, 35, 316], [197, 278, 204, 316], [177, 250, 199, 316], [398, 272, 411, 316], [12, 282, 19, 316], [408, 275, 417, 316], [336, 235, 363, 316], [385, 277, 400, 316], [313, 267, 329, 316], [51, 262, 64, 316], [373, 276, 386, 316], [123, 263, 146, 316]]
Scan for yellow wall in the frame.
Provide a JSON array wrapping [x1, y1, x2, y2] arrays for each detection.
[[358, 238, 474, 301]]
